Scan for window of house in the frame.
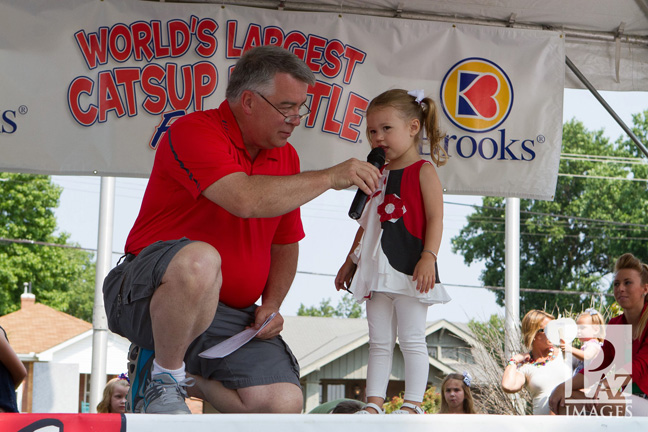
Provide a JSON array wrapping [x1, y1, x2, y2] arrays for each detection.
[[459, 349, 475, 363], [319, 383, 346, 403], [428, 346, 438, 358], [327, 384, 345, 401], [81, 374, 91, 413], [441, 346, 475, 363], [442, 347, 459, 360]]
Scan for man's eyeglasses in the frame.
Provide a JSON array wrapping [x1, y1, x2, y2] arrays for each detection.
[[255, 91, 310, 124]]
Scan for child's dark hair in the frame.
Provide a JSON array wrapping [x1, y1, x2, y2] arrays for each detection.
[[366, 89, 448, 167], [331, 400, 365, 413]]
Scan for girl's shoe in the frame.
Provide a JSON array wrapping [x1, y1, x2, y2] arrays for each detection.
[[391, 402, 424, 414], [355, 402, 385, 414]]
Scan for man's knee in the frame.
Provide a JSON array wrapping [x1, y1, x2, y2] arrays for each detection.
[[264, 384, 303, 413], [165, 242, 222, 288], [239, 383, 303, 413]]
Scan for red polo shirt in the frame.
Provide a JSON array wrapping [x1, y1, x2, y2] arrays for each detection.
[[606, 304, 648, 395], [125, 101, 305, 308]]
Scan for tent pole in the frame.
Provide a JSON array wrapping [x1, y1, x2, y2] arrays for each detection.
[[89, 176, 115, 412], [504, 197, 520, 358], [565, 56, 648, 158]]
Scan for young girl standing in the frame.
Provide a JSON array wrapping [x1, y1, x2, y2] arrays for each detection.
[[335, 89, 450, 414]]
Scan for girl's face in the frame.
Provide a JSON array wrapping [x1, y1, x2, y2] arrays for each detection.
[[613, 268, 648, 311], [444, 379, 465, 412], [110, 384, 128, 413], [366, 107, 420, 166], [576, 315, 595, 340]]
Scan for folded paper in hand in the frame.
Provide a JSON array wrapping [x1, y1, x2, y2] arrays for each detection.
[[198, 312, 277, 359]]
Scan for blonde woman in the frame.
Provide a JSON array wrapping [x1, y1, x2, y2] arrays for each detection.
[[501, 310, 572, 414]]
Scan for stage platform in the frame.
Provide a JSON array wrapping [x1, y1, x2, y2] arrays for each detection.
[[2, 413, 648, 432]]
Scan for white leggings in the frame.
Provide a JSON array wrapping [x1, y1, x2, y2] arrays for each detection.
[[365, 291, 429, 402]]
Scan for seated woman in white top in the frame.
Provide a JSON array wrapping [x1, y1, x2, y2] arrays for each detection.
[[501, 310, 572, 415]]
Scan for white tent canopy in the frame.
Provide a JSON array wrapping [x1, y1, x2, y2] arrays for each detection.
[[186, 0, 648, 92]]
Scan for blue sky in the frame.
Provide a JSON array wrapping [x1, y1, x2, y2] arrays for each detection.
[[51, 88, 647, 323]]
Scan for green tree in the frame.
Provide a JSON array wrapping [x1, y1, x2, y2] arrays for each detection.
[[297, 295, 364, 318], [469, 314, 506, 356], [0, 173, 95, 321], [452, 115, 648, 316]]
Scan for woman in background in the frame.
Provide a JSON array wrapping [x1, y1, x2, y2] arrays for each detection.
[[550, 253, 648, 416], [0, 326, 27, 413], [501, 310, 572, 414]]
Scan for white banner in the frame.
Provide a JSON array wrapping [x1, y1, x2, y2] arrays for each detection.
[[0, 0, 564, 200]]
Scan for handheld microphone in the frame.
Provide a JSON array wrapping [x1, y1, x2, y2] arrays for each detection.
[[348, 147, 386, 220]]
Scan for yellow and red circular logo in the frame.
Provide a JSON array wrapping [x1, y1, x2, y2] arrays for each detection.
[[440, 58, 514, 133]]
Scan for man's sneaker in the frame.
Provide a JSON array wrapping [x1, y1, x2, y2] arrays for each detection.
[[126, 344, 155, 413], [142, 372, 193, 414]]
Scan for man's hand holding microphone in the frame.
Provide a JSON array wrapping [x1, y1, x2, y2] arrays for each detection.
[[326, 148, 384, 198]]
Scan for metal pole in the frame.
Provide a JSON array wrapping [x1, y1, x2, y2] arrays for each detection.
[[89, 176, 116, 413], [504, 197, 520, 358], [565, 56, 648, 159]]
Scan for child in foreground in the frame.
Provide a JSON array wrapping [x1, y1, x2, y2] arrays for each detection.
[[439, 372, 477, 414], [97, 375, 130, 413], [335, 89, 450, 414]]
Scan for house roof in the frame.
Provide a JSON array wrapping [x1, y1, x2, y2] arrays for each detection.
[[0, 295, 92, 355], [282, 316, 369, 376], [282, 316, 475, 377]]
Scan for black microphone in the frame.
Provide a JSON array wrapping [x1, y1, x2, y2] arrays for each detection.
[[348, 147, 386, 220]]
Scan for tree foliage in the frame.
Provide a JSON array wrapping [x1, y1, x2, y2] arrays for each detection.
[[297, 295, 364, 318], [383, 385, 441, 413], [0, 173, 95, 321], [452, 114, 648, 316]]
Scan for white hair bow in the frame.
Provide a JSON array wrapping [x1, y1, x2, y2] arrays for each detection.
[[407, 89, 424, 104], [462, 371, 472, 387]]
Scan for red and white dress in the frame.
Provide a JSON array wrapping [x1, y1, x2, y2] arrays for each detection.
[[350, 160, 451, 305]]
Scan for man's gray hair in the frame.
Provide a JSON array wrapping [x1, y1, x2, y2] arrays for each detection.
[[225, 45, 316, 102]]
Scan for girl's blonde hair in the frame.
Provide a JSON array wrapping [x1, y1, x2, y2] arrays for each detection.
[[96, 377, 129, 413], [521, 310, 555, 349], [576, 308, 606, 343], [365, 89, 448, 167], [439, 373, 476, 414], [614, 252, 648, 340]]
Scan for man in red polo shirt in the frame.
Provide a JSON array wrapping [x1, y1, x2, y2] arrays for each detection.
[[103, 45, 380, 414]]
